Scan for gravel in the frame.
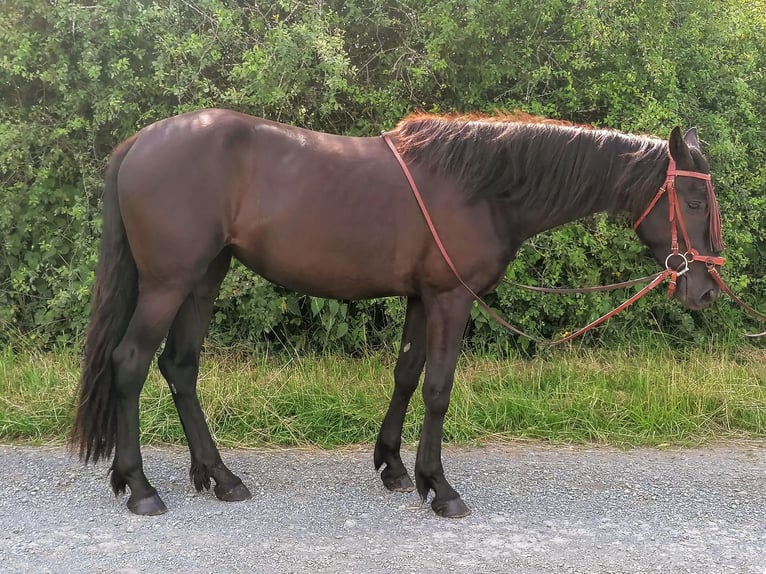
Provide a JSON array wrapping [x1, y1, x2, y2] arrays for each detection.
[[0, 442, 764, 573]]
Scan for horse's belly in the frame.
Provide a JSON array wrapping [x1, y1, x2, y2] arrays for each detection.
[[230, 237, 414, 300]]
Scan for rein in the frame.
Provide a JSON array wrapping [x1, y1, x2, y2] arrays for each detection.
[[382, 134, 766, 343], [503, 272, 662, 294]]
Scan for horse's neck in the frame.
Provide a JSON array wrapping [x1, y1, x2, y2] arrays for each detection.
[[518, 195, 615, 238], [494, 146, 661, 241]]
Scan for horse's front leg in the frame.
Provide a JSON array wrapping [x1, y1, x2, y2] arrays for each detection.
[[374, 297, 426, 492], [416, 290, 473, 518]]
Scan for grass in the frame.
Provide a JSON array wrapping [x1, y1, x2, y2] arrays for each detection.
[[0, 343, 765, 448]]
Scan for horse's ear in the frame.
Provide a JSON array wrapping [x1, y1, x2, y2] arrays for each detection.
[[668, 126, 693, 164], [683, 127, 700, 149]]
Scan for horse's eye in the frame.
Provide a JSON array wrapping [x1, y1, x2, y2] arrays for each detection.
[[687, 201, 702, 210]]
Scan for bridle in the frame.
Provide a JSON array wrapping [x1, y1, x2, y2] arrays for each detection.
[[630, 158, 765, 331], [632, 157, 725, 298], [382, 134, 766, 343]]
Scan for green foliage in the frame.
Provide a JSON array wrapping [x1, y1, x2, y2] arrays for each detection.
[[1, 0, 764, 351]]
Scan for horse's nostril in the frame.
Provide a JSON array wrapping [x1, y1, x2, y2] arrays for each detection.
[[701, 288, 718, 305]]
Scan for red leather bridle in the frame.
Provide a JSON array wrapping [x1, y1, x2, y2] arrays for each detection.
[[383, 134, 766, 343], [630, 159, 765, 332], [632, 157, 725, 298]]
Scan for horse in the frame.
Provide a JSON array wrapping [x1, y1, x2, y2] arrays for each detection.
[[72, 110, 725, 518]]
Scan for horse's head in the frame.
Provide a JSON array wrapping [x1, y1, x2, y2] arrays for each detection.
[[634, 127, 725, 310]]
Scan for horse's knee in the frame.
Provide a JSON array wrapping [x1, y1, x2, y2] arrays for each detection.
[[422, 385, 452, 417], [393, 356, 424, 396]]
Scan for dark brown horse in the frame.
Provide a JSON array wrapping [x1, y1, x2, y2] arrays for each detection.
[[72, 110, 723, 518]]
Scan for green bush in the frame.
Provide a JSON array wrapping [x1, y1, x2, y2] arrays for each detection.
[[1, 0, 764, 352]]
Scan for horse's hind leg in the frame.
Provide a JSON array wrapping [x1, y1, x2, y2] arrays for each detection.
[[110, 287, 190, 515], [374, 297, 426, 492], [157, 250, 251, 503]]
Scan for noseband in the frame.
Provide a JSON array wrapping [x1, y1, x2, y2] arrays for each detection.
[[632, 158, 726, 297]]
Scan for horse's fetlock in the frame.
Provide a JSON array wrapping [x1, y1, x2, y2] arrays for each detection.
[[190, 460, 213, 492], [109, 466, 128, 495]]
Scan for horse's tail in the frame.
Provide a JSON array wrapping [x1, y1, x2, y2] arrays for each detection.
[[71, 134, 139, 463]]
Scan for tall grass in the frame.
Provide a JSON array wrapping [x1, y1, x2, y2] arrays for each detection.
[[0, 343, 764, 447]]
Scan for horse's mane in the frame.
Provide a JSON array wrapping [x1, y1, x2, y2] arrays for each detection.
[[389, 112, 669, 217]]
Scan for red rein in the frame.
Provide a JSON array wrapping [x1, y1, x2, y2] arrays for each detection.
[[382, 134, 764, 343]]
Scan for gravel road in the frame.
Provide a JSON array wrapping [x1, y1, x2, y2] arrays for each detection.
[[0, 442, 764, 573]]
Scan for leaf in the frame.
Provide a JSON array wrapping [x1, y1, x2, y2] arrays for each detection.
[[310, 297, 325, 317], [334, 322, 348, 339]]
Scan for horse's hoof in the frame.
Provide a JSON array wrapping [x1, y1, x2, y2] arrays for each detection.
[[214, 481, 252, 502], [431, 497, 471, 518], [127, 492, 167, 516], [382, 472, 415, 493]]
